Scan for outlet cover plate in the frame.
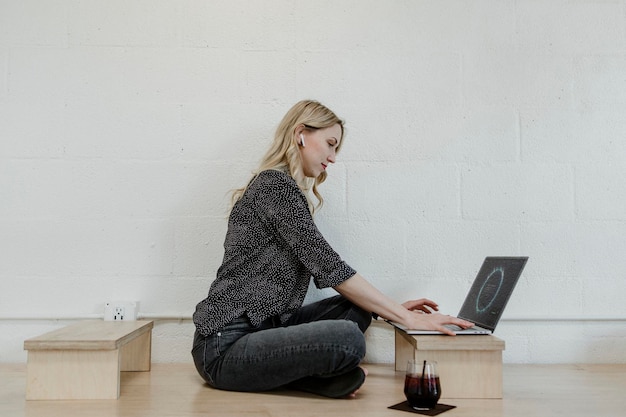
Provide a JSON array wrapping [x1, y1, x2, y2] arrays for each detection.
[[104, 301, 139, 321]]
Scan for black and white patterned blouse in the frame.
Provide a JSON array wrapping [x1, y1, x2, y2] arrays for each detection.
[[193, 169, 356, 336]]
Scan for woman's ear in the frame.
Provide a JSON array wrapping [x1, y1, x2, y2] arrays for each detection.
[[294, 124, 306, 146]]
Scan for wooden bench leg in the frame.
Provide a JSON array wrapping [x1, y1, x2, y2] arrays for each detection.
[[26, 349, 120, 400], [120, 329, 152, 372], [394, 329, 416, 371]]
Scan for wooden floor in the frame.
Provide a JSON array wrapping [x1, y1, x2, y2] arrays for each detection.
[[2, 363, 625, 417]]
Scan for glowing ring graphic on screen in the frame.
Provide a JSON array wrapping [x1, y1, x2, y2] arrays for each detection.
[[475, 267, 504, 313]]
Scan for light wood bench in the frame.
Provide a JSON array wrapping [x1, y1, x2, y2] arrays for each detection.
[[394, 328, 505, 399], [24, 320, 153, 400]]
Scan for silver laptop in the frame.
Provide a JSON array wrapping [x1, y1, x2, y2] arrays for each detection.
[[389, 257, 528, 335]]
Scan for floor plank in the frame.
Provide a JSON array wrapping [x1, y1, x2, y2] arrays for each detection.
[[1, 363, 625, 417]]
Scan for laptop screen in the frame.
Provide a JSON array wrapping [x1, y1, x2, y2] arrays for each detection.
[[457, 257, 528, 332]]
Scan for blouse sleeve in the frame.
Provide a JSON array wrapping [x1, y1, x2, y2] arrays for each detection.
[[252, 171, 356, 288]]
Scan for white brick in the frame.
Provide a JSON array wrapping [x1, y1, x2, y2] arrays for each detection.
[[576, 163, 626, 221], [296, 1, 516, 54], [170, 161, 246, 217], [0, 276, 104, 316], [0, 100, 66, 158], [239, 50, 298, 104], [0, 218, 175, 276], [583, 330, 626, 364], [521, 108, 626, 164], [528, 323, 587, 363], [296, 0, 390, 52], [582, 279, 626, 317], [332, 105, 418, 163], [463, 50, 574, 110], [7, 47, 70, 101], [173, 217, 227, 277], [88, 276, 203, 314], [408, 106, 520, 163], [140, 277, 208, 314], [515, 0, 626, 55], [0, 159, 238, 220], [298, 49, 461, 110], [0, 0, 68, 47], [150, 321, 195, 363], [526, 322, 626, 363], [405, 221, 521, 279], [0, 47, 7, 94], [336, 105, 519, 164], [573, 55, 626, 110], [496, 325, 531, 363], [504, 276, 583, 318], [179, 102, 278, 162], [63, 100, 182, 159], [337, 218, 408, 284], [0, 275, 206, 320], [0, 159, 73, 219], [521, 222, 626, 280], [462, 163, 574, 221], [69, 0, 179, 47], [312, 163, 348, 220], [396, 1, 516, 53], [363, 323, 395, 364], [348, 161, 459, 222], [8, 46, 243, 103], [181, 0, 295, 50]]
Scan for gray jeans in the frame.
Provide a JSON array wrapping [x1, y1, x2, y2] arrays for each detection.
[[191, 295, 372, 392]]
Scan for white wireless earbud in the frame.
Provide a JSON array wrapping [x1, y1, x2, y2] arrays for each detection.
[[299, 133, 306, 147]]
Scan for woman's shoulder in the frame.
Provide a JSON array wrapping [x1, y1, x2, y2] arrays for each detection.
[[249, 169, 307, 206], [253, 169, 296, 188]]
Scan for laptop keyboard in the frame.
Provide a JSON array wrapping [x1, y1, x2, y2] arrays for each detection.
[[445, 324, 486, 332]]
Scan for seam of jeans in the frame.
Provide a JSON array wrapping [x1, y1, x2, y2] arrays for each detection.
[[221, 342, 364, 366]]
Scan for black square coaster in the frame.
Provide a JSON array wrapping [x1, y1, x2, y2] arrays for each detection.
[[388, 401, 456, 416]]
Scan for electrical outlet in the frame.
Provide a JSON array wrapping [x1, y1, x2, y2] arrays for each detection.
[[104, 301, 139, 321], [113, 306, 125, 321]]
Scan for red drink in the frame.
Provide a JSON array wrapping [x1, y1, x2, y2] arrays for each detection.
[[404, 374, 441, 410]]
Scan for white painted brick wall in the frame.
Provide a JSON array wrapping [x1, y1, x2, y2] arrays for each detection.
[[1, 0, 625, 364]]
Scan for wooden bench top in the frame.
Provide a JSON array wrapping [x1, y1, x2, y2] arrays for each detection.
[[24, 320, 154, 351], [396, 328, 505, 351]]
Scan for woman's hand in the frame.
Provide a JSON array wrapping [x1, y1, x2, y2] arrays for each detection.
[[405, 311, 474, 336], [334, 273, 474, 336], [401, 298, 439, 314]]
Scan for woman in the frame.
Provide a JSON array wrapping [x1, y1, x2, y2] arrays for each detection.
[[192, 100, 472, 399]]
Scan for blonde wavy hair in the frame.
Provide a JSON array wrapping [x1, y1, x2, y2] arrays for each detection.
[[232, 100, 345, 214]]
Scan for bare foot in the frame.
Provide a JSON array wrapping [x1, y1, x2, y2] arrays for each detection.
[[345, 367, 368, 399]]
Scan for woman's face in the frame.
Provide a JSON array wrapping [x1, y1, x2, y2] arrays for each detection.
[[298, 124, 343, 178]]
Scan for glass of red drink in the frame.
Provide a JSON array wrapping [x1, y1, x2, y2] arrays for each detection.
[[404, 360, 441, 410]]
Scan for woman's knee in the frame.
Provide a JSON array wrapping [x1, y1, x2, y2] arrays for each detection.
[[325, 295, 372, 333], [326, 320, 367, 360], [349, 305, 372, 333]]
